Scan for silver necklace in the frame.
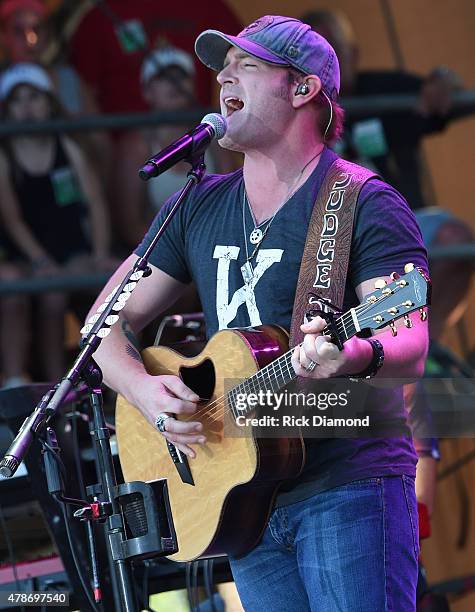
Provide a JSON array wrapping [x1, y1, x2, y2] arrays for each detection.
[[241, 148, 324, 285], [250, 227, 265, 245], [241, 193, 278, 284], [243, 192, 280, 247]]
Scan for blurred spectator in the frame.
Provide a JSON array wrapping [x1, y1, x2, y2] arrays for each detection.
[[68, 0, 242, 113], [68, 0, 242, 250], [0, 63, 113, 387], [0, 0, 111, 181], [120, 45, 235, 224], [301, 9, 463, 210], [416, 208, 474, 341], [0, 0, 97, 115]]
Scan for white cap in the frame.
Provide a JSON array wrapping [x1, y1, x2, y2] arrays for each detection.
[[0, 63, 53, 100], [141, 47, 195, 85]]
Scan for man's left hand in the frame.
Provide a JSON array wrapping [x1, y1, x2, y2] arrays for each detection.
[[291, 316, 373, 379]]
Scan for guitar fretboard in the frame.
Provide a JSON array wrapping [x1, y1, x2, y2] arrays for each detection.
[[226, 315, 358, 419], [223, 269, 425, 419]]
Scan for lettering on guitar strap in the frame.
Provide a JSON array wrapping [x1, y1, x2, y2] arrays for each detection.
[[313, 173, 352, 290]]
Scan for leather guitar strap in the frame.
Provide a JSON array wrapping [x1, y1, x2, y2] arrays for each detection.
[[289, 158, 378, 348]]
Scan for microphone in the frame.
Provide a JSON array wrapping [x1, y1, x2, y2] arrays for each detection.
[[0, 388, 54, 478], [0, 383, 90, 478], [138, 113, 227, 181]]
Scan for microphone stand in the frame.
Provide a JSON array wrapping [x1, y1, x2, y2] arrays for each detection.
[[0, 154, 207, 612]]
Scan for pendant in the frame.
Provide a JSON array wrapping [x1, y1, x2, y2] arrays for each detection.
[[241, 261, 254, 285], [249, 228, 263, 245]]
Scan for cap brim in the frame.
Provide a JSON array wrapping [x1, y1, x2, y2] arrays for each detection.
[[195, 29, 288, 71]]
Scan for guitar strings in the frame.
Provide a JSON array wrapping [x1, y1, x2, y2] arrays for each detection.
[[175, 288, 415, 427], [188, 299, 411, 427], [181, 290, 412, 425], [187, 282, 410, 421]]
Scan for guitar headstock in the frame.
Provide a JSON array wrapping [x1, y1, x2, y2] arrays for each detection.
[[352, 264, 431, 336]]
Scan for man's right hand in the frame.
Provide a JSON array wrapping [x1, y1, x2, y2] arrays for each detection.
[[131, 374, 204, 458]]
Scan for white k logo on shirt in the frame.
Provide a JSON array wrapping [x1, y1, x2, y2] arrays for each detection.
[[213, 246, 283, 328]]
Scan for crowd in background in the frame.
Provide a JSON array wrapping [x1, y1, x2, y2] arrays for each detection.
[[0, 2, 472, 399], [0, 0, 243, 387], [0, 3, 473, 611]]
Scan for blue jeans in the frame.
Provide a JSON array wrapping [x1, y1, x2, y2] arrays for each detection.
[[229, 475, 419, 611]]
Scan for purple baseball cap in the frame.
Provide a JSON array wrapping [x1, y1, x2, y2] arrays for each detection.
[[195, 15, 340, 99]]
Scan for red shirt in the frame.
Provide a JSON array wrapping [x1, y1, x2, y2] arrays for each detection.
[[69, 0, 242, 113]]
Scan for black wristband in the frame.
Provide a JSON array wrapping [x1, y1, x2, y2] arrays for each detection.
[[348, 338, 385, 381]]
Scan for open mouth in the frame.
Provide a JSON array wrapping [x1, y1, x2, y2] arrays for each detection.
[[224, 96, 244, 116]]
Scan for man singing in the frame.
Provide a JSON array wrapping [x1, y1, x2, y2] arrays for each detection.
[[90, 16, 428, 611]]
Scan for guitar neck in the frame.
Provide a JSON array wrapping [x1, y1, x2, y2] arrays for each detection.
[[227, 313, 357, 418], [226, 266, 429, 418]]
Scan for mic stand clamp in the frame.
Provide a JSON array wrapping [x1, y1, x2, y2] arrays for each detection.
[[74, 498, 113, 522]]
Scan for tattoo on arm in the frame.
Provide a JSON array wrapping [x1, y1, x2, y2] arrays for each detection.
[[122, 320, 143, 363], [122, 320, 141, 350], [126, 343, 143, 363]]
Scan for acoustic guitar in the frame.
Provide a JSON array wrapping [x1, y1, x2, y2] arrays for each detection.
[[116, 265, 430, 561]]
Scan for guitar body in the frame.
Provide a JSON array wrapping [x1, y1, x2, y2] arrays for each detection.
[[116, 325, 306, 561]]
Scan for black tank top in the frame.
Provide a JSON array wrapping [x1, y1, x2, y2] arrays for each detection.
[[3, 137, 91, 264]]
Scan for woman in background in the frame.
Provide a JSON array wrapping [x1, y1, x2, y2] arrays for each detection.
[[0, 62, 113, 387]]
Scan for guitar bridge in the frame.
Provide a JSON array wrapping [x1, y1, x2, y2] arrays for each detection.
[[166, 440, 194, 485]]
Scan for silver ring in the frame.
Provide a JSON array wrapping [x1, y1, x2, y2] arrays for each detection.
[[305, 360, 317, 373], [155, 413, 172, 433]]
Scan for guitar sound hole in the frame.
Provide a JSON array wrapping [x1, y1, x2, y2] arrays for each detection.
[[179, 359, 215, 401]]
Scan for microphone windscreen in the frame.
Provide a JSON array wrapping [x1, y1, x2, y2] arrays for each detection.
[[201, 113, 227, 139]]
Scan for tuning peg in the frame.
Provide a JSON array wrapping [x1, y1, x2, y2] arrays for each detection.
[[419, 308, 427, 321], [374, 279, 387, 289], [404, 263, 415, 273], [390, 271, 400, 281], [389, 321, 398, 336], [404, 315, 413, 328]]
